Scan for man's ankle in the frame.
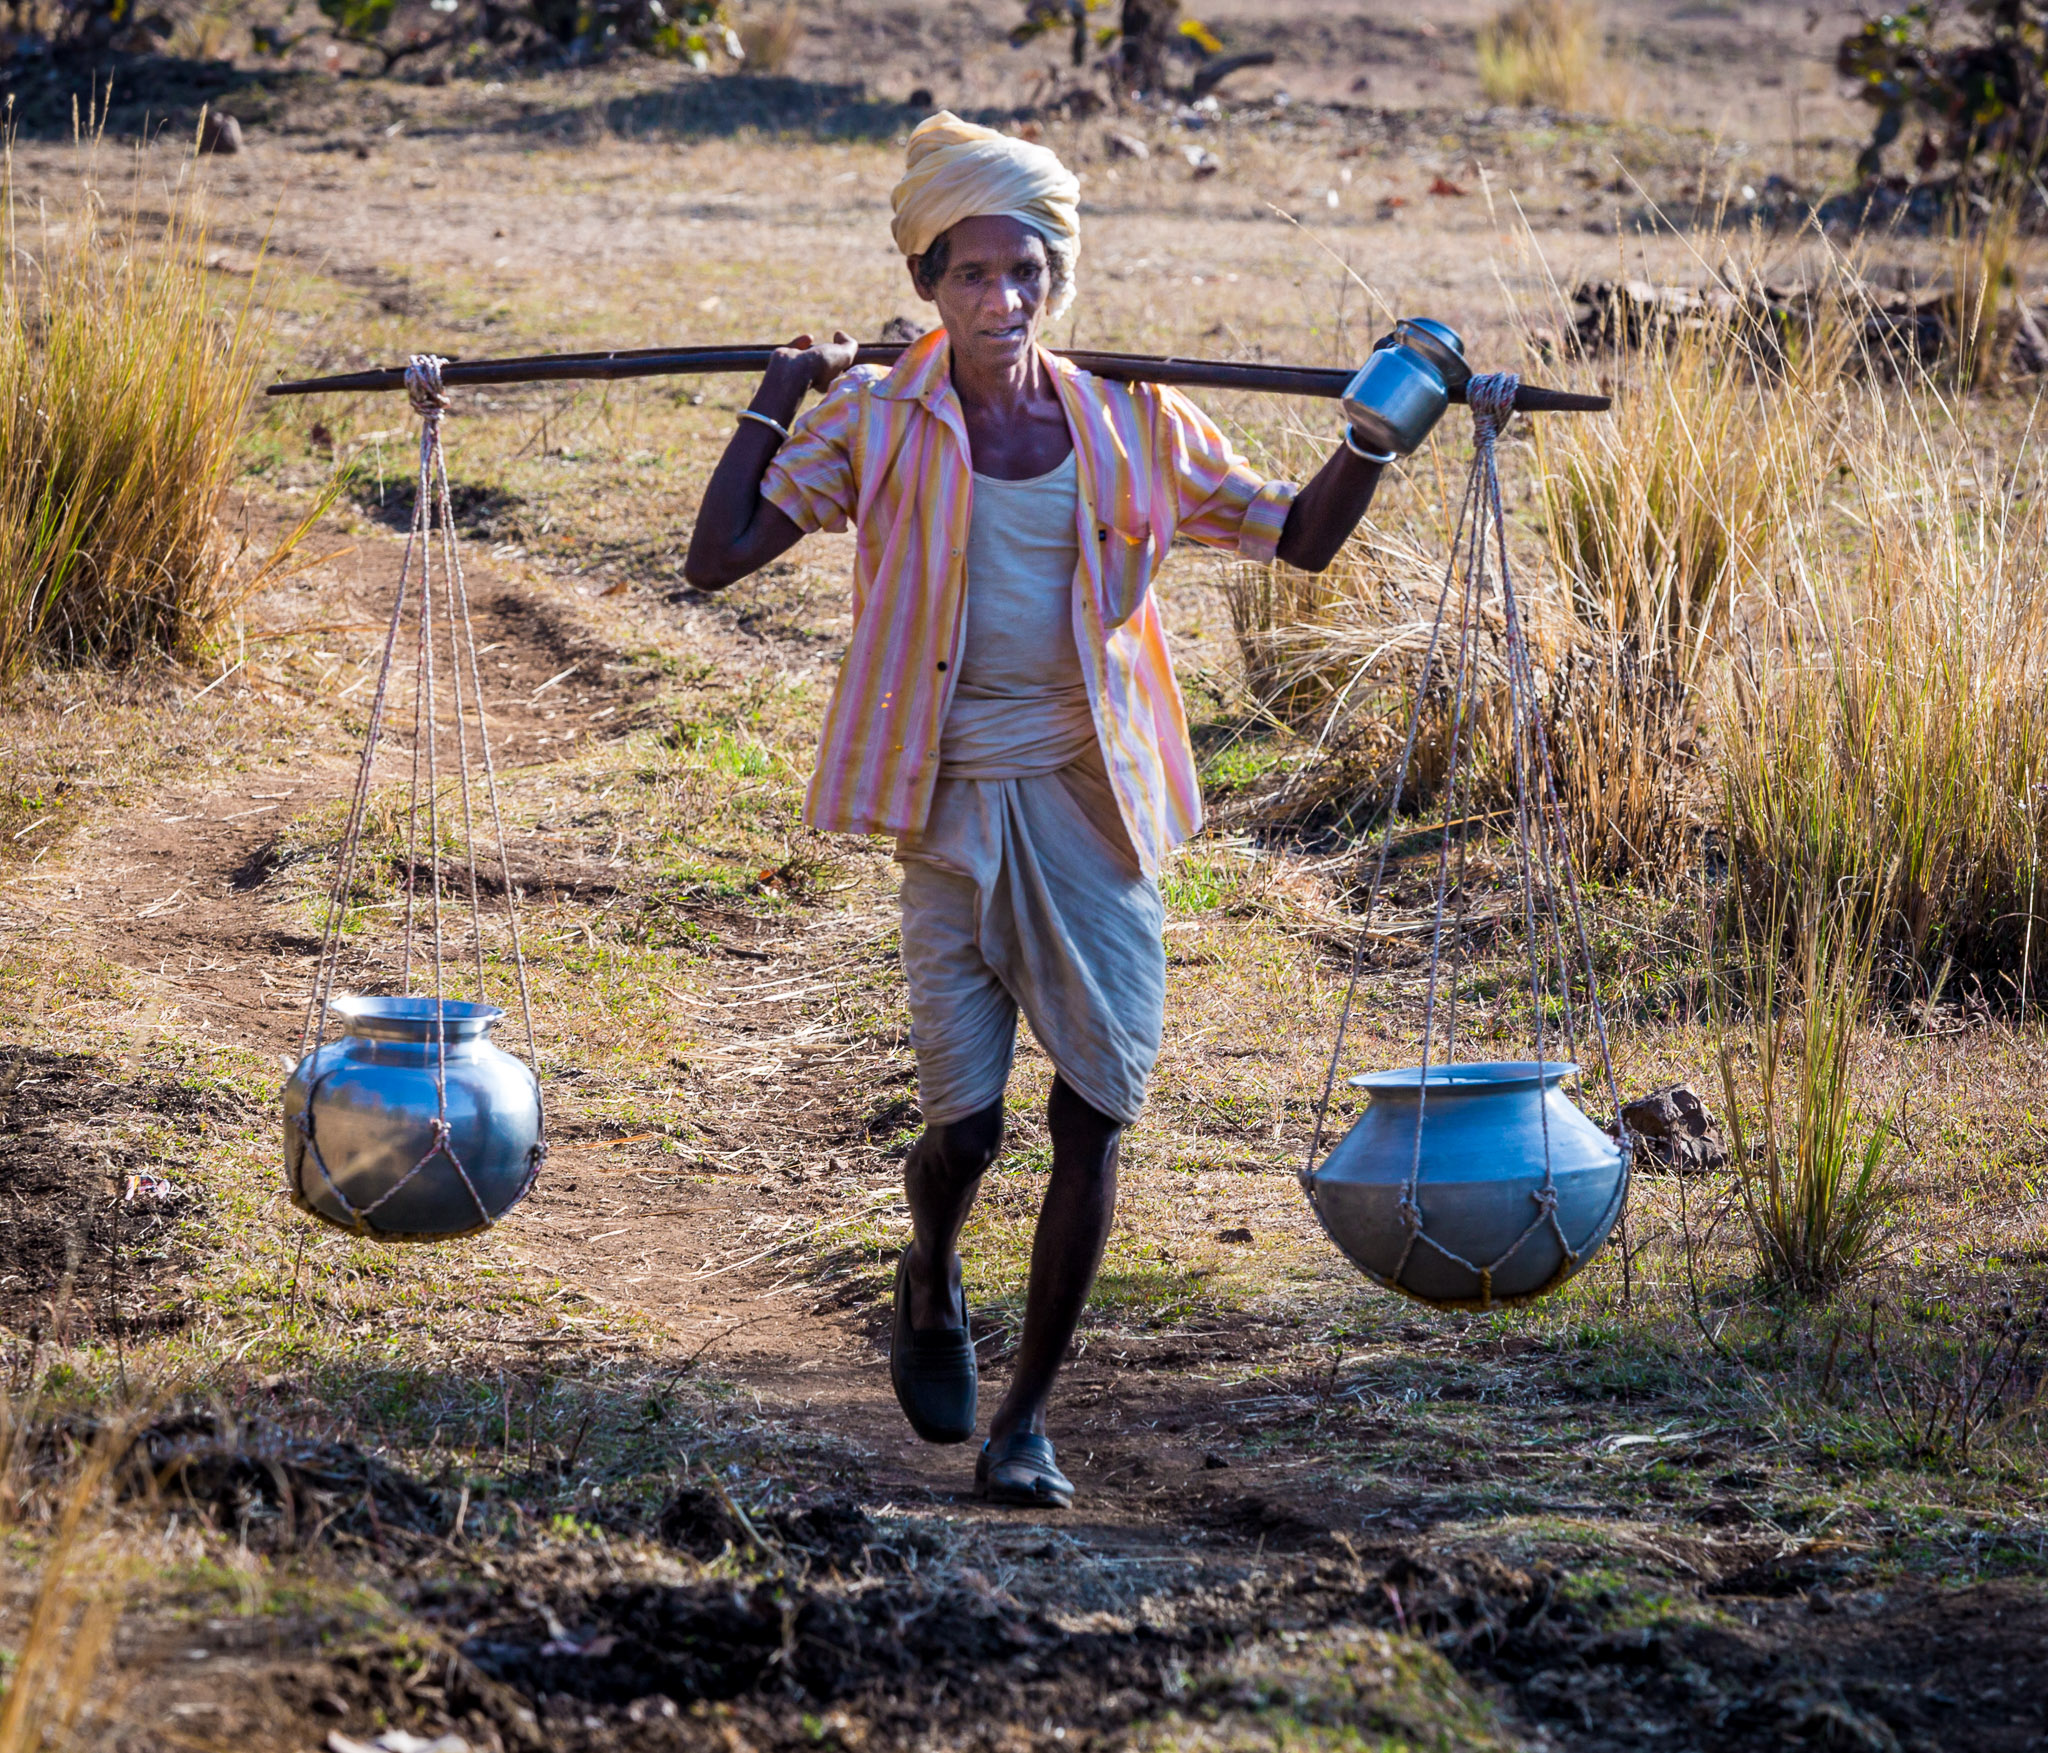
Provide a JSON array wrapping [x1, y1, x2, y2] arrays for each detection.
[[986, 1407, 1046, 1444], [905, 1241, 961, 1328]]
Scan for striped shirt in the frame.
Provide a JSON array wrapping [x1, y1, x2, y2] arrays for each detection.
[[761, 325, 1297, 876]]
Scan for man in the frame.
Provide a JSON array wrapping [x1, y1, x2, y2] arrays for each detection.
[[684, 113, 1438, 1508]]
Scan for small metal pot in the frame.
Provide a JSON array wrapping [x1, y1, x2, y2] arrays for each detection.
[[1392, 317, 1470, 394], [285, 995, 542, 1241], [1342, 318, 1470, 456], [1303, 1060, 1627, 1307]]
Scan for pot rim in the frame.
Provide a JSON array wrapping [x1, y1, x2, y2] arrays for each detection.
[[1346, 1059, 1579, 1094], [331, 994, 505, 1042]]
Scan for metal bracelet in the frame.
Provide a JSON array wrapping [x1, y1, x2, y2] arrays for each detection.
[[737, 408, 792, 442], [1342, 426, 1398, 466]]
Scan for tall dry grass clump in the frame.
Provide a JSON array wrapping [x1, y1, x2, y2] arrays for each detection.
[[1532, 314, 1848, 675], [0, 140, 267, 677], [1213, 231, 2048, 979], [1719, 398, 2048, 1005], [0, 1391, 133, 1747], [1477, 0, 1603, 110], [1523, 297, 1851, 879], [736, 1, 802, 73]]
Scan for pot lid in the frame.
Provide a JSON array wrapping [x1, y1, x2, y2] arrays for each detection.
[[1346, 1060, 1578, 1093], [332, 994, 505, 1042]]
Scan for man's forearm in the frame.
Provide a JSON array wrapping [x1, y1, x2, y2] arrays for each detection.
[[682, 363, 814, 589], [1273, 443, 1384, 573]]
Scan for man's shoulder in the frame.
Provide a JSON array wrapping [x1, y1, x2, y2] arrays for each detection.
[[1050, 358, 1161, 424]]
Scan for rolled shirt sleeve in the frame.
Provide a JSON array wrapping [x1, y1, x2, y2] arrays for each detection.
[[760, 368, 880, 535], [1152, 384, 1299, 564]]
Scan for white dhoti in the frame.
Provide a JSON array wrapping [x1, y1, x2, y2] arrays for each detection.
[[895, 451, 1167, 1127]]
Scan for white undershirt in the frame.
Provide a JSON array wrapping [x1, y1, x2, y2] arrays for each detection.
[[938, 452, 1099, 780]]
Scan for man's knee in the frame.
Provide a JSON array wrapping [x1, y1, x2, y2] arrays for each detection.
[[1048, 1075, 1124, 1144], [929, 1099, 1005, 1179]]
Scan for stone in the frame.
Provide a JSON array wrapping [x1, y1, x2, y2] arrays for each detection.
[[1619, 1084, 1727, 1174], [199, 111, 243, 155], [1104, 128, 1150, 161]]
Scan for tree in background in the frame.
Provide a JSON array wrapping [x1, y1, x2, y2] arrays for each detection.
[[1838, 2, 2048, 185], [5, 0, 743, 69], [1012, 0, 1247, 100]]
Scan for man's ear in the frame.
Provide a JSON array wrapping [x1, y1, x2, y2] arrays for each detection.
[[906, 255, 937, 305]]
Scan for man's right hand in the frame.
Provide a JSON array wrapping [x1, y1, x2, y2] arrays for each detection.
[[771, 330, 860, 396]]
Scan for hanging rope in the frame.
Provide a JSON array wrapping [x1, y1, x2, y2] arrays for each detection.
[[1300, 373, 1632, 1307], [294, 355, 547, 1232]]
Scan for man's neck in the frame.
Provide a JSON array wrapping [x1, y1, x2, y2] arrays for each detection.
[[949, 342, 1054, 416]]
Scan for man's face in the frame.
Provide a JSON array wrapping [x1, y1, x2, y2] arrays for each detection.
[[912, 215, 1052, 375]]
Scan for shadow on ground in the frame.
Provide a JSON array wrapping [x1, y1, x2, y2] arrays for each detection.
[[0, 49, 316, 137]]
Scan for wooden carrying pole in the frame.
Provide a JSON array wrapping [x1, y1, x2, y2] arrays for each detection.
[[266, 341, 1611, 414]]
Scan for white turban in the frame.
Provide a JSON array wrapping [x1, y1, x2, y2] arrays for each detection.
[[891, 112, 1081, 314]]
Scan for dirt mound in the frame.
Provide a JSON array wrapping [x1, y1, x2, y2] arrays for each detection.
[[0, 1048, 234, 1341], [118, 1410, 448, 1551], [654, 1484, 898, 1571], [462, 1572, 1047, 1712], [1377, 1548, 2048, 1752]]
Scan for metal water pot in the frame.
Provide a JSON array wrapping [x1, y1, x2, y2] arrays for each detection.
[[285, 995, 542, 1241], [1304, 1061, 1627, 1307], [1342, 318, 1471, 456]]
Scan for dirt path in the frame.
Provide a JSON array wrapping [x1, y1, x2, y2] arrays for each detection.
[[12, 509, 1293, 1544]]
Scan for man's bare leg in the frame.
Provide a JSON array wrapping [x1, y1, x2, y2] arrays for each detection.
[[903, 1098, 1005, 1330], [987, 1075, 1120, 1443]]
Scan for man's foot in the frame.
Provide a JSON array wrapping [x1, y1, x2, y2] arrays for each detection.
[[975, 1428, 1073, 1509], [889, 1247, 977, 1444]]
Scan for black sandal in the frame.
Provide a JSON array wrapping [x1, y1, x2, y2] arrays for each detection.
[[975, 1428, 1074, 1509], [889, 1247, 977, 1445]]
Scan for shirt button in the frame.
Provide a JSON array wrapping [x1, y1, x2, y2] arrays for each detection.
[[936, 660, 948, 672]]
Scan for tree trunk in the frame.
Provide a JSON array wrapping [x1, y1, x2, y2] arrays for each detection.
[[1118, 0, 1180, 97]]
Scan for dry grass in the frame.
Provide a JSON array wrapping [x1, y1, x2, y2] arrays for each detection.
[[1476, 0, 1605, 111], [0, 139, 270, 677], [1718, 389, 2048, 1003], [735, 1, 803, 74], [0, 1386, 142, 1748]]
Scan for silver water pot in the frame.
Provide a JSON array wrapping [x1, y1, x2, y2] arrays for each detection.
[[285, 995, 542, 1241], [1303, 1060, 1627, 1307], [1342, 318, 1471, 456]]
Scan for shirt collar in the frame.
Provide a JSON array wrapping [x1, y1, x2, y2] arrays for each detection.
[[871, 324, 953, 401], [872, 327, 1084, 402]]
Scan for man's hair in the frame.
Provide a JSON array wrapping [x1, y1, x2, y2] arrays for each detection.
[[912, 222, 1077, 319]]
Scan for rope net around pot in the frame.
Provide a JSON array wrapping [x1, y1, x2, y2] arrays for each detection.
[[1300, 373, 1634, 1310], [288, 356, 548, 1240]]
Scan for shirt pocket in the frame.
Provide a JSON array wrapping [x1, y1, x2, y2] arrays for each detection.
[[1093, 519, 1156, 630]]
